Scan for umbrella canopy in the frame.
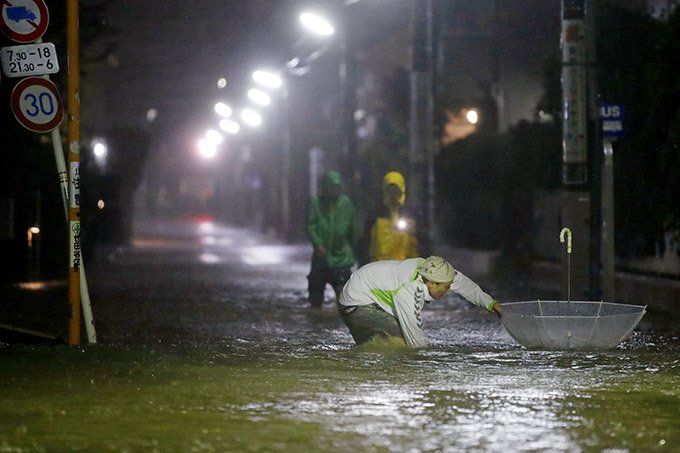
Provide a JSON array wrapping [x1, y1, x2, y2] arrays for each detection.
[[500, 300, 647, 350]]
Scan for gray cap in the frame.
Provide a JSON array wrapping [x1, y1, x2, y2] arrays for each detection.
[[417, 256, 456, 283]]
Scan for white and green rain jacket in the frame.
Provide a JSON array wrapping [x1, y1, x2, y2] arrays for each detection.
[[338, 258, 494, 347]]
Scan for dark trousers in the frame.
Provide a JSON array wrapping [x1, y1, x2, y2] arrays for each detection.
[[337, 303, 404, 345], [307, 254, 352, 306]]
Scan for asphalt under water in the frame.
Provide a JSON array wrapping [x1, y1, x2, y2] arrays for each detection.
[[1, 222, 678, 452]]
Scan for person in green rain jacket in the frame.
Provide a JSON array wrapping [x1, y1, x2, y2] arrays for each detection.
[[306, 170, 357, 308]]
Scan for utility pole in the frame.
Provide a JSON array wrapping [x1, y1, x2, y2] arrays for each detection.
[[340, 10, 359, 199], [560, 0, 593, 301], [410, 0, 435, 245], [67, 0, 81, 345]]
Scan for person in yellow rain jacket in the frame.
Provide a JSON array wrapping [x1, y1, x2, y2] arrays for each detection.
[[360, 171, 427, 264]]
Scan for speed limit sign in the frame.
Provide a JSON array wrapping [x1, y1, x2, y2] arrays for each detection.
[[11, 76, 63, 133]]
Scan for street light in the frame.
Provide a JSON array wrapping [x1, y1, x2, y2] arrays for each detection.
[[241, 108, 262, 127], [91, 137, 108, 171], [247, 88, 271, 106], [465, 108, 479, 125], [205, 129, 223, 145], [219, 118, 240, 134], [197, 138, 217, 159], [214, 102, 233, 118], [299, 11, 335, 36], [252, 70, 282, 89]]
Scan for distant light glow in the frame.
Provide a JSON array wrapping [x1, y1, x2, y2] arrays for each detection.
[[217, 78, 227, 89], [97, 199, 105, 209], [241, 109, 262, 127], [27, 226, 40, 248], [93, 142, 107, 157], [198, 221, 215, 235], [299, 11, 335, 36], [396, 219, 407, 231], [146, 108, 158, 122], [240, 245, 286, 265], [252, 70, 282, 88], [92, 138, 108, 168], [206, 129, 223, 144], [214, 102, 232, 118], [466, 109, 479, 124], [198, 138, 217, 159], [199, 253, 222, 264], [247, 88, 271, 106], [219, 118, 240, 134]]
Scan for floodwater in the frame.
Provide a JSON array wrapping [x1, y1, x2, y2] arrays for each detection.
[[1, 221, 679, 452]]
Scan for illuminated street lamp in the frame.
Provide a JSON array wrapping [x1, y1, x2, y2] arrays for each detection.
[[252, 70, 282, 89], [205, 129, 223, 145], [219, 118, 240, 134], [241, 108, 262, 127], [465, 108, 479, 125], [247, 88, 271, 106], [214, 102, 232, 118], [91, 138, 108, 170], [197, 138, 217, 159], [299, 11, 335, 36]]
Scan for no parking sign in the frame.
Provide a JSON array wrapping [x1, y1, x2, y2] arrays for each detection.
[[11, 76, 63, 133]]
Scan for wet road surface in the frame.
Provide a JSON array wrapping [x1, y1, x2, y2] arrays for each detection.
[[1, 219, 679, 451]]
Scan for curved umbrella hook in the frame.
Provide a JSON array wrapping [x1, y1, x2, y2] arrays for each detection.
[[559, 227, 573, 323]]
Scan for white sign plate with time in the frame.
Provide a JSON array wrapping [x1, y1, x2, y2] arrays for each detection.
[[1, 42, 59, 77]]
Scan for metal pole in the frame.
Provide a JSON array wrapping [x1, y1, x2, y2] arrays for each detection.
[[280, 83, 291, 241], [67, 0, 81, 345], [560, 0, 591, 300], [586, 0, 602, 299], [601, 140, 615, 300], [424, 0, 435, 245], [341, 32, 359, 197], [49, 126, 96, 343], [410, 0, 434, 243]]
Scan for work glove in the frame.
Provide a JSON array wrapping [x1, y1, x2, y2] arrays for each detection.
[[487, 300, 502, 316]]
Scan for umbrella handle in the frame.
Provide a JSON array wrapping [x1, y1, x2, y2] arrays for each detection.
[[559, 227, 572, 304], [559, 228, 572, 254]]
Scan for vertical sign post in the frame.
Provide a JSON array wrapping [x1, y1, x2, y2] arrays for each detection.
[[600, 103, 624, 302], [66, 0, 81, 345]]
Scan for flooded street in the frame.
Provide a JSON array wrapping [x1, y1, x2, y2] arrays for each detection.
[[1, 220, 679, 452]]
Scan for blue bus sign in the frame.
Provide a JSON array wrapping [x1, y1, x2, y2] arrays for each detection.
[[600, 103, 624, 141]]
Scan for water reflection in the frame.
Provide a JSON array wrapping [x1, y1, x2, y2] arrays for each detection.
[[3, 221, 677, 452]]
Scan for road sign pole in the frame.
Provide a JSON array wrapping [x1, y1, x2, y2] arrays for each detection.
[[66, 0, 81, 345], [49, 121, 96, 344], [601, 140, 615, 301], [599, 102, 623, 302]]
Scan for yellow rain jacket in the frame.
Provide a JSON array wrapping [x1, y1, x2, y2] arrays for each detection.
[[365, 172, 419, 262]]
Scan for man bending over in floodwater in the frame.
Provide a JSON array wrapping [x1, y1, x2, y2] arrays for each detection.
[[337, 256, 502, 347]]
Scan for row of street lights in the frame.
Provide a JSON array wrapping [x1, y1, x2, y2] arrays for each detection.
[[195, 10, 336, 162], [194, 10, 337, 238]]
